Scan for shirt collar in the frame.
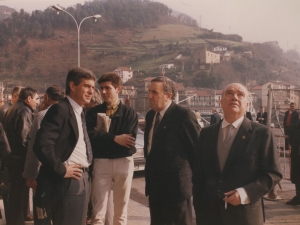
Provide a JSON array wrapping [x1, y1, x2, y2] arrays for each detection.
[[158, 101, 172, 118], [222, 116, 244, 129], [67, 96, 83, 115]]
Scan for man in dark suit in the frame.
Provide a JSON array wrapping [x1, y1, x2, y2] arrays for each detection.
[[283, 102, 299, 150], [210, 108, 221, 125], [33, 68, 96, 225], [3, 87, 39, 225], [245, 111, 252, 121], [286, 121, 300, 205], [193, 83, 282, 225], [144, 76, 200, 225], [256, 106, 267, 125]]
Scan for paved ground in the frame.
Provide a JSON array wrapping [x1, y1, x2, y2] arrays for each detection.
[[0, 128, 299, 224]]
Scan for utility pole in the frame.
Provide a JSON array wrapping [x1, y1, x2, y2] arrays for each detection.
[[199, 15, 201, 31]]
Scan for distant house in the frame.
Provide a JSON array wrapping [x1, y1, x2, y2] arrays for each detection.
[[158, 64, 175, 69], [175, 54, 182, 59], [192, 44, 220, 70], [243, 51, 253, 58], [261, 80, 297, 108], [251, 86, 262, 106], [121, 86, 137, 98], [113, 67, 133, 84], [212, 46, 227, 52]]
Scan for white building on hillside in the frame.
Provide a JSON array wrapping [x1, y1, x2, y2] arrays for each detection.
[[113, 67, 133, 84], [158, 64, 175, 69]]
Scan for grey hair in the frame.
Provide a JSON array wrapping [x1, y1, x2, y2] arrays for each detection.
[[151, 76, 176, 100], [222, 83, 249, 99]]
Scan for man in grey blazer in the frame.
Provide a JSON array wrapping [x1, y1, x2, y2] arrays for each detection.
[[193, 83, 282, 225], [144, 76, 200, 225]]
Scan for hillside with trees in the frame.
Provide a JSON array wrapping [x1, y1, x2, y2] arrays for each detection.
[[0, 0, 299, 92]]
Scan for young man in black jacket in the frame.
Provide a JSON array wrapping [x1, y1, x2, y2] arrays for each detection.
[[86, 72, 138, 225]]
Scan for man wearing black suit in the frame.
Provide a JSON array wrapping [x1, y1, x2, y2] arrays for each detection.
[[283, 102, 299, 150], [245, 111, 252, 121], [210, 108, 221, 125], [144, 76, 200, 225], [256, 106, 267, 125], [193, 83, 282, 225], [33, 68, 96, 225]]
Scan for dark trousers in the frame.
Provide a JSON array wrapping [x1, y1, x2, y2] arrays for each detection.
[[296, 182, 300, 197], [6, 157, 29, 225], [148, 196, 192, 225], [41, 171, 91, 225], [284, 127, 291, 150]]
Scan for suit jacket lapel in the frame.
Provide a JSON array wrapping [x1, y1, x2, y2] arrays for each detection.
[[152, 102, 175, 146], [210, 122, 222, 175], [63, 98, 79, 140], [144, 110, 155, 157], [222, 118, 252, 174]]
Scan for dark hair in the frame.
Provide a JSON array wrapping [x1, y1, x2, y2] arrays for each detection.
[[65, 67, 96, 95], [11, 86, 23, 96], [91, 88, 102, 105], [151, 76, 176, 100], [97, 72, 122, 89], [18, 87, 37, 101], [46, 85, 65, 101], [290, 102, 295, 106]]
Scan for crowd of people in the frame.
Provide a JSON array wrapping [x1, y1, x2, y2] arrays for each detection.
[[0, 67, 293, 225]]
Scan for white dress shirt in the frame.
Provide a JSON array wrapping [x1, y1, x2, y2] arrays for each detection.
[[65, 96, 89, 168]]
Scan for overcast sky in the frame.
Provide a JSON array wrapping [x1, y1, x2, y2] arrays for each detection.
[[1, 0, 299, 52]]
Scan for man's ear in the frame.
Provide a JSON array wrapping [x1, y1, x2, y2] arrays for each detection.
[[116, 86, 121, 94], [25, 95, 32, 104], [69, 81, 75, 92]]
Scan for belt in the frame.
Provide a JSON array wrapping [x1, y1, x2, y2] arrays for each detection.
[[80, 167, 89, 172]]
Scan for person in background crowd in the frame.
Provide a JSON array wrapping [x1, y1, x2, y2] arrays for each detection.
[[33, 67, 95, 225], [86, 72, 138, 225], [194, 111, 204, 128], [0, 86, 23, 123], [0, 122, 11, 219], [286, 119, 300, 205], [3, 87, 39, 225], [210, 108, 221, 125], [23, 85, 64, 225], [245, 111, 253, 121], [193, 83, 282, 225], [85, 88, 102, 110], [283, 102, 299, 150], [0, 86, 23, 221], [256, 106, 267, 125], [144, 76, 200, 225]]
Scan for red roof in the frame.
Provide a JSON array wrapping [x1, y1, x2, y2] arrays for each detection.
[[138, 77, 156, 82], [252, 86, 262, 90], [114, 66, 131, 72], [269, 80, 294, 86], [214, 90, 223, 95], [192, 89, 215, 97]]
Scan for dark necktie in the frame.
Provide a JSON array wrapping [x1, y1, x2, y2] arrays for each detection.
[[81, 110, 93, 164], [153, 112, 160, 135]]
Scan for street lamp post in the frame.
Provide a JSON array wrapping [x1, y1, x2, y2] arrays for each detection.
[[52, 5, 101, 67]]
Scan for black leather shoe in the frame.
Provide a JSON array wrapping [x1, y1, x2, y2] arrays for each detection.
[[286, 196, 300, 205]]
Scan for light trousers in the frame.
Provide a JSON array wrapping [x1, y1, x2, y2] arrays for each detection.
[[91, 157, 134, 225]]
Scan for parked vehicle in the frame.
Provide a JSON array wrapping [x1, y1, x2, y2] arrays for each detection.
[[133, 128, 145, 171]]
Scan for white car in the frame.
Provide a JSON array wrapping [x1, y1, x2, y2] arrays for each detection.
[[133, 128, 145, 171]]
